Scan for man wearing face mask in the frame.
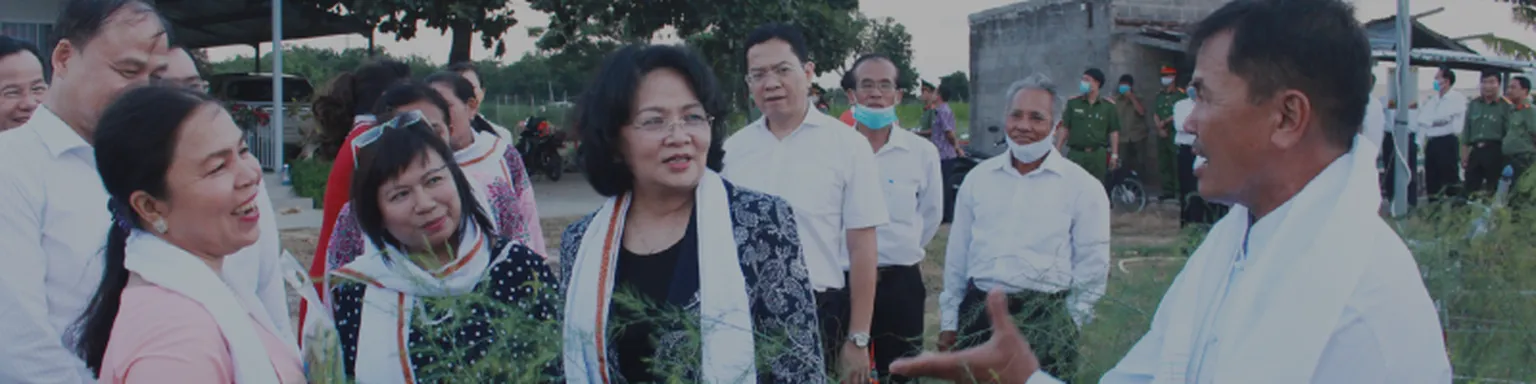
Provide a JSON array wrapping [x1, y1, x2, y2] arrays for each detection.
[[1417, 66, 1468, 201], [1153, 65, 1188, 199], [1114, 74, 1152, 184], [937, 73, 1111, 379], [844, 54, 945, 383], [1058, 68, 1122, 183]]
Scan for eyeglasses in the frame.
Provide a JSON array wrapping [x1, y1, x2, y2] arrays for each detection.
[[631, 113, 714, 135], [858, 81, 897, 93], [745, 63, 802, 85], [351, 110, 427, 165]]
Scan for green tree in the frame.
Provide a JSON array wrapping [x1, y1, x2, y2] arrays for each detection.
[[940, 70, 970, 102], [528, 0, 864, 115], [1478, 0, 1536, 59], [297, 0, 520, 63], [852, 16, 919, 99]]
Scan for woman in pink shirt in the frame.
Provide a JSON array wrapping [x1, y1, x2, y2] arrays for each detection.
[[76, 85, 303, 383]]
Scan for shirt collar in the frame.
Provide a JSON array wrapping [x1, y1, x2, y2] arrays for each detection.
[[986, 147, 1065, 177], [878, 129, 913, 154], [30, 105, 91, 158], [752, 107, 839, 137]]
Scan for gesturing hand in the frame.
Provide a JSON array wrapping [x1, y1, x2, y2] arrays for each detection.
[[889, 290, 1039, 384]]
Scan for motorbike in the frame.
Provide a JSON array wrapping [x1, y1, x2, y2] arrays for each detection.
[[518, 117, 566, 182]]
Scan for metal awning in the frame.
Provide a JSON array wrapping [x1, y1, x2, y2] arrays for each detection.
[[1372, 48, 1536, 72], [1361, 13, 1478, 54], [154, 0, 371, 49], [1117, 25, 1189, 52]]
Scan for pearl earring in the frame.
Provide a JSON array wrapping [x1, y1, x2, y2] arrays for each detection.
[[152, 218, 168, 234]]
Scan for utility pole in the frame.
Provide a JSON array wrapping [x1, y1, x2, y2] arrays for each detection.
[[1391, 0, 1412, 217]]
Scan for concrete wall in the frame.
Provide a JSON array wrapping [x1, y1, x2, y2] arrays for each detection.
[[1113, 0, 1227, 25], [969, 0, 1116, 157], [0, 0, 65, 23]]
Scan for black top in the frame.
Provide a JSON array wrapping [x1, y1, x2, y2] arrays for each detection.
[[611, 218, 691, 383]]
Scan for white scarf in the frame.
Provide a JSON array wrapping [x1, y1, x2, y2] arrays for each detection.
[[124, 231, 284, 384], [1150, 135, 1382, 384], [454, 130, 510, 182], [563, 171, 758, 383], [331, 223, 499, 384]]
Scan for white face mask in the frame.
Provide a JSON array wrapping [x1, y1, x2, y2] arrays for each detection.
[[1161, 77, 1174, 86], [1007, 133, 1055, 163]]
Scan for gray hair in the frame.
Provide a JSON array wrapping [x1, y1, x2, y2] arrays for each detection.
[[1002, 73, 1067, 124]]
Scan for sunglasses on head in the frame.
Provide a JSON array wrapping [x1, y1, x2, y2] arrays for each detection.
[[351, 110, 427, 166]]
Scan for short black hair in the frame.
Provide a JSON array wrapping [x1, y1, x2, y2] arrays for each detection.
[[350, 115, 493, 252], [840, 69, 857, 92], [312, 59, 413, 152], [1083, 68, 1106, 87], [56, 0, 160, 50], [1436, 67, 1456, 86], [0, 35, 41, 62], [1480, 71, 1501, 82], [1513, 76, 1532, 91], [920, 80, 936, 91], [446, 61, 478, 77], [1119, 74, 1135, 86], [744, 23, 810, 64], [371, 81, 450, 122], [849, 53, 905, 90], [576, 44, 728, 197], [424, 71, 493, 134], [1188, 0, 1371, 149]]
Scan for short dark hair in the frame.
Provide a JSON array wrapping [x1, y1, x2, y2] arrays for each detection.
[[920, 80, 936, 91], [78, 84, 220, 375], [1438, 67, 1456, 85], [744, 23, 810, 64], [1083, 68, 1106, 87], [350, 115, 493, 251], [1118, 74, 1135, 86], [849, 53, 906, 90], [576, 44, 728, 197], [0, 35, 41, 62], [446, 61, 478, 77], [312, 59, 412, 150], [1513, 76, 1532, 91], [371, 81, 451, 122], [423, 71, 493, 134], [1480, 71, 1500, 82], [1188, 0, 1371, 149], [936, 82, 953, 101], [56, 0, 159, 50], [840, 69, 857, 92]]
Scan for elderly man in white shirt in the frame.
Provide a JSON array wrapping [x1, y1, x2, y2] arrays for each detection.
[[937, 72, 1112, 379], [843, 53, 944, 382], [0, 2, 291, 382], [1419, 67, 1469, 200], [721, 23, 890, 383], [893, 1, 1452, 382]]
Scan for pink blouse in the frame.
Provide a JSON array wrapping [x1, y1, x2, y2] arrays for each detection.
[[98, 284, 305, 384]]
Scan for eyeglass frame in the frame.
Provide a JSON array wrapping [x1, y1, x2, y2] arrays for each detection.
[[628, 112, 717, 135], [744, 62, 808, 85], [350, 110, 428, 166]]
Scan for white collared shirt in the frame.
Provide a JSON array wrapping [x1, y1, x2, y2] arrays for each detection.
[[939, 150, 1111, 331], [1417, 90, 1468, 138], [722, 109, 891, 291], [863, 128, 944, 268], [1173, 99, 1196, 146], [1363, 96, 1387, 149], [0, 106, 290, 383]]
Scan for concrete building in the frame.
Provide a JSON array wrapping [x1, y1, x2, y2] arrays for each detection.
[[967, 0, 1225, 156]]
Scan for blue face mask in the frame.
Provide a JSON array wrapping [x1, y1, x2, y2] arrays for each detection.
[[1433, 80, 1443, 92], [1118, 85, 1131, 94], [1080, 81, 1093, 94], [852, 104, 899, 130]]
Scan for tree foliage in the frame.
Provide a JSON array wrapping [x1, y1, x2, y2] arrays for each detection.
[[296, 0, 519, 63], [852, 16, 919, 98], [940, 71, 970, 102], [528, 0, 864, 113], [1481, 0, 1536, 60]]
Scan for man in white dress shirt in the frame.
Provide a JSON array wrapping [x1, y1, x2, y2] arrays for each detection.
[[893, 0, 1452, 382], [1419, 67, 1469, 201], [843, 53, 944, 383], [936, 72, 1112, 379], [721, 23, 890, 383], [0, 1, 291, 382]]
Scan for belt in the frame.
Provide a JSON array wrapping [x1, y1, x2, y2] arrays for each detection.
[[1474, 140, 1502, 149], [1068, 145, 1108, 152], [964, 280, 1069, 301]]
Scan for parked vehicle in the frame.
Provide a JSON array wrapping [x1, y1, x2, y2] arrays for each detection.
[[518, 117, 566, 181], [208, 73, 316, 147]]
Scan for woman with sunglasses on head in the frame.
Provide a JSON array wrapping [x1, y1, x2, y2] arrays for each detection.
[[423, 72, 545, 256], [560, 44, 825, 383], [79, 85, 303, 383], [330, 110, 561, 382]]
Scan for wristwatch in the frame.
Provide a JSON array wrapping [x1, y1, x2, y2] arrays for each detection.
[[847, 332, 871, 349]]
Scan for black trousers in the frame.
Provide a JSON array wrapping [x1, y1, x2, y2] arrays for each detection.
[[815, 288, 850, 376], [840, 266, 927, 383], [1177, 145, 1228, 226], [957, 284, 1078, 379], [1424, 135, 1462, 200], [1465, 141, 1506, 198], [1382, 132, 1420, 205], [941, 158, 960, 223]]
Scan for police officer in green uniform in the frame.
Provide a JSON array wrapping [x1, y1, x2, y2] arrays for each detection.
[[1152, 65, 1186, 199], [1058, 68, 1120, 183], [1502, 76, 1536, 208], [1462, 71, 1513, 197]]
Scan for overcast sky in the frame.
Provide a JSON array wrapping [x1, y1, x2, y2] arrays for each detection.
[[209, 0, 1530, 90]]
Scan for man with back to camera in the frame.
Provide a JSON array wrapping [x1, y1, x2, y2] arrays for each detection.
[[0, 1, 291, 381], [721, 23, 890, 384], [891, 0, 1452, 382]]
